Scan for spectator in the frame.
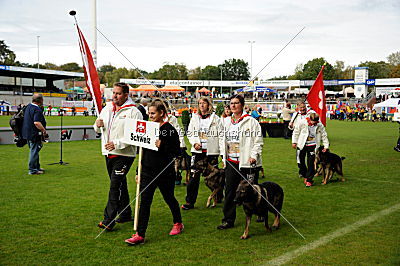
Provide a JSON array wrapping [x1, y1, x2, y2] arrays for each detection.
[[22, 94, 47, 175]]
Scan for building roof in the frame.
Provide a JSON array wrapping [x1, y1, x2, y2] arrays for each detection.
[[0, 65, 84, 80]]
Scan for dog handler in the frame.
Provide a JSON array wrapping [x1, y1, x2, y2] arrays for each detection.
[[289, 102, 315, 178], [292, 113, 329, 187], [181, 97, 224, 210], [125, 99, 183, 245], [94, 82, 143, 231], [217, 94, 263, 230]]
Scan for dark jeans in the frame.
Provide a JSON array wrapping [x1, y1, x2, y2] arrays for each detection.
[[28, 139, 42, 174], [137, 171, 182, 237], [222, 161, 259, 225], [103, 156, 134, 225], [297, 146, 316, 181], [185, 152, 219, 205], [283, 120, 291, 139]]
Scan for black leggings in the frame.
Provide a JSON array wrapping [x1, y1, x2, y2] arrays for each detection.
[[222, 161, 259, 225], [137, 171, 182, 237], [297, 146, 316, 181]]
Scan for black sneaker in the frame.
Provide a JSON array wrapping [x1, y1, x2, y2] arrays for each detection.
[[181, 203, 194, 210], [217, 222, 234, 230], [98, 221, 114, 231], [394, 147, 400, 152], [116, 217, 133, 223]]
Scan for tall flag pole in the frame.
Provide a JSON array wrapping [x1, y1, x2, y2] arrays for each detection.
[[70, 11, 102, 116], [306, 63, 327, 126]]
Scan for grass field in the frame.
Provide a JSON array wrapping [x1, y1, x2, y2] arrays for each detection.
[[0, 118, 399, 265]]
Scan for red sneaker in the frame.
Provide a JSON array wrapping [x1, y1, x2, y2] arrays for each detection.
[[303, 178, 307, 184], [169, 223, 184, 235], [125, 234, 145, 245], [306, 182, 313, 187]]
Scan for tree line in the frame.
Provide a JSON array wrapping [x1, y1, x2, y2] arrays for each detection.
[[1, 40, 399, 87]]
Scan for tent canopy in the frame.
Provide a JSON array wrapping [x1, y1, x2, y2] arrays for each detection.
[[198, 87, 210, 93], [160, 86, 184, 92], [373, 98, 400, 108], [130, 85, 158, 92]]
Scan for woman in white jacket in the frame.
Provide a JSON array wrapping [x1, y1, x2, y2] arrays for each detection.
[[217, 94, 264, 230], [181, 97, 224, 210], [292, 113, 329, 187]]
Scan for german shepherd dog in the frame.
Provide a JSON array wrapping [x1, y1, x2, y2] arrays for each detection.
[[234, 180, 284, 239], [315, 146, 346, 185], [194, 158, 225, 208], [174, 148, 191, 185]]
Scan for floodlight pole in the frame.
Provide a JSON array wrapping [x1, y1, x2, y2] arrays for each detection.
[[37, 36, 40, 70]]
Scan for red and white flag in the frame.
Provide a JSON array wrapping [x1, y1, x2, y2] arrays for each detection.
[[306, 65, 327, 126], [76, 25, 102, 115]]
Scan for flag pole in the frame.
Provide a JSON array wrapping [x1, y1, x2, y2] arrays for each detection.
[[134, 147, 143, 231], [70, 10, 107, 148]]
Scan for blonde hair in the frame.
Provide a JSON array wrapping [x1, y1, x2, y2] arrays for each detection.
[[198, 97, 213, 114], [309, 113, 320, 121], [149, 98, 168, 118]]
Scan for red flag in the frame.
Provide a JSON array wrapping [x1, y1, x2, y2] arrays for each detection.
[[76, 25, 102, 115], [306, 65, 327, 126]]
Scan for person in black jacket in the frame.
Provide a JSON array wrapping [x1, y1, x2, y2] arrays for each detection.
[[137, 98, 149, 121], [22, 94, 47, 175], [125, 99, 183, 245]]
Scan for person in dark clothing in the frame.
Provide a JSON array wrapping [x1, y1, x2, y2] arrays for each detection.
[[22, 94, 47, 175], [125, 99, 183, 245], [137, 98, 149, 121]]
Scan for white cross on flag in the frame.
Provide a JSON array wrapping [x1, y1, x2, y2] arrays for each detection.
[[306, 65, 327, 126]]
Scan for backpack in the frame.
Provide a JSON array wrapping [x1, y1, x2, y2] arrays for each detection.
[[9, 106, 27, 147]]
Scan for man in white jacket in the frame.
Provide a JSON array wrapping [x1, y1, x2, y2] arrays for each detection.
[[292, 113, 329, 187], [217, 94, 264, 230], [94, 82, 143, 230]]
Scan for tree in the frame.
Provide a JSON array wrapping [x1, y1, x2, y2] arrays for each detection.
[[98, 64, 116, 73], [358, 61, 391, 79], [300, 58, 335, 80], [200, 65, 221, 80], [59, 62, 83, 72], [215, 102, 224, 116], [0, 40, 16, 65], [289, 63, 304, 79], [387, 51, 400, 66], [220, 59, 250, 80], [188, 67, 201, 80], [389, 64, 400, 78], [150, 63, 188, 80], [103, 67, 140, 86], [333, 60, 345, 79]]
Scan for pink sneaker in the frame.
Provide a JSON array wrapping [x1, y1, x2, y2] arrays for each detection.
[[169, 223, 184, 235], [306, 181, 313, 187], [125, 234, 145, 245]]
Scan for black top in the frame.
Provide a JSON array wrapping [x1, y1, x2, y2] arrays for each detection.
[[22, 103, 46, 141], [138, 105, 149, 121], [140, 122, 180, 176]]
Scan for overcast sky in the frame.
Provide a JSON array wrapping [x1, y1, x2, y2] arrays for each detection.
[[1, 0, 399, 79]]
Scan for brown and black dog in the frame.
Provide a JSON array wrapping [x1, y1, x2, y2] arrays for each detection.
[[194, 158, 225, 208], [234, 180, 284, 239], [315, 146, 346, 185], [174, 149, 191, 185]]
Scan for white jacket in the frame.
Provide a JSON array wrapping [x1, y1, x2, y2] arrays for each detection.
[[292, 119, 329, 150], [168, 114, 186, 148], [93, 98, 143, 157], [221, 115, 263, 169], [289, 109, 315, 129], [187, 113, 223, 155]]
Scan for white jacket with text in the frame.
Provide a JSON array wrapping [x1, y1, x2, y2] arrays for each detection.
[[93, 99, 143, 157]]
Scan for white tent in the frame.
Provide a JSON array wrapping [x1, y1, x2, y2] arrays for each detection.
[[373, 98, 400, 110]]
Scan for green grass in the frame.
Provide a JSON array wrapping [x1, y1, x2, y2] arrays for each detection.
[[0, 119, 399, 265], [0, 115, 96, 127]]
